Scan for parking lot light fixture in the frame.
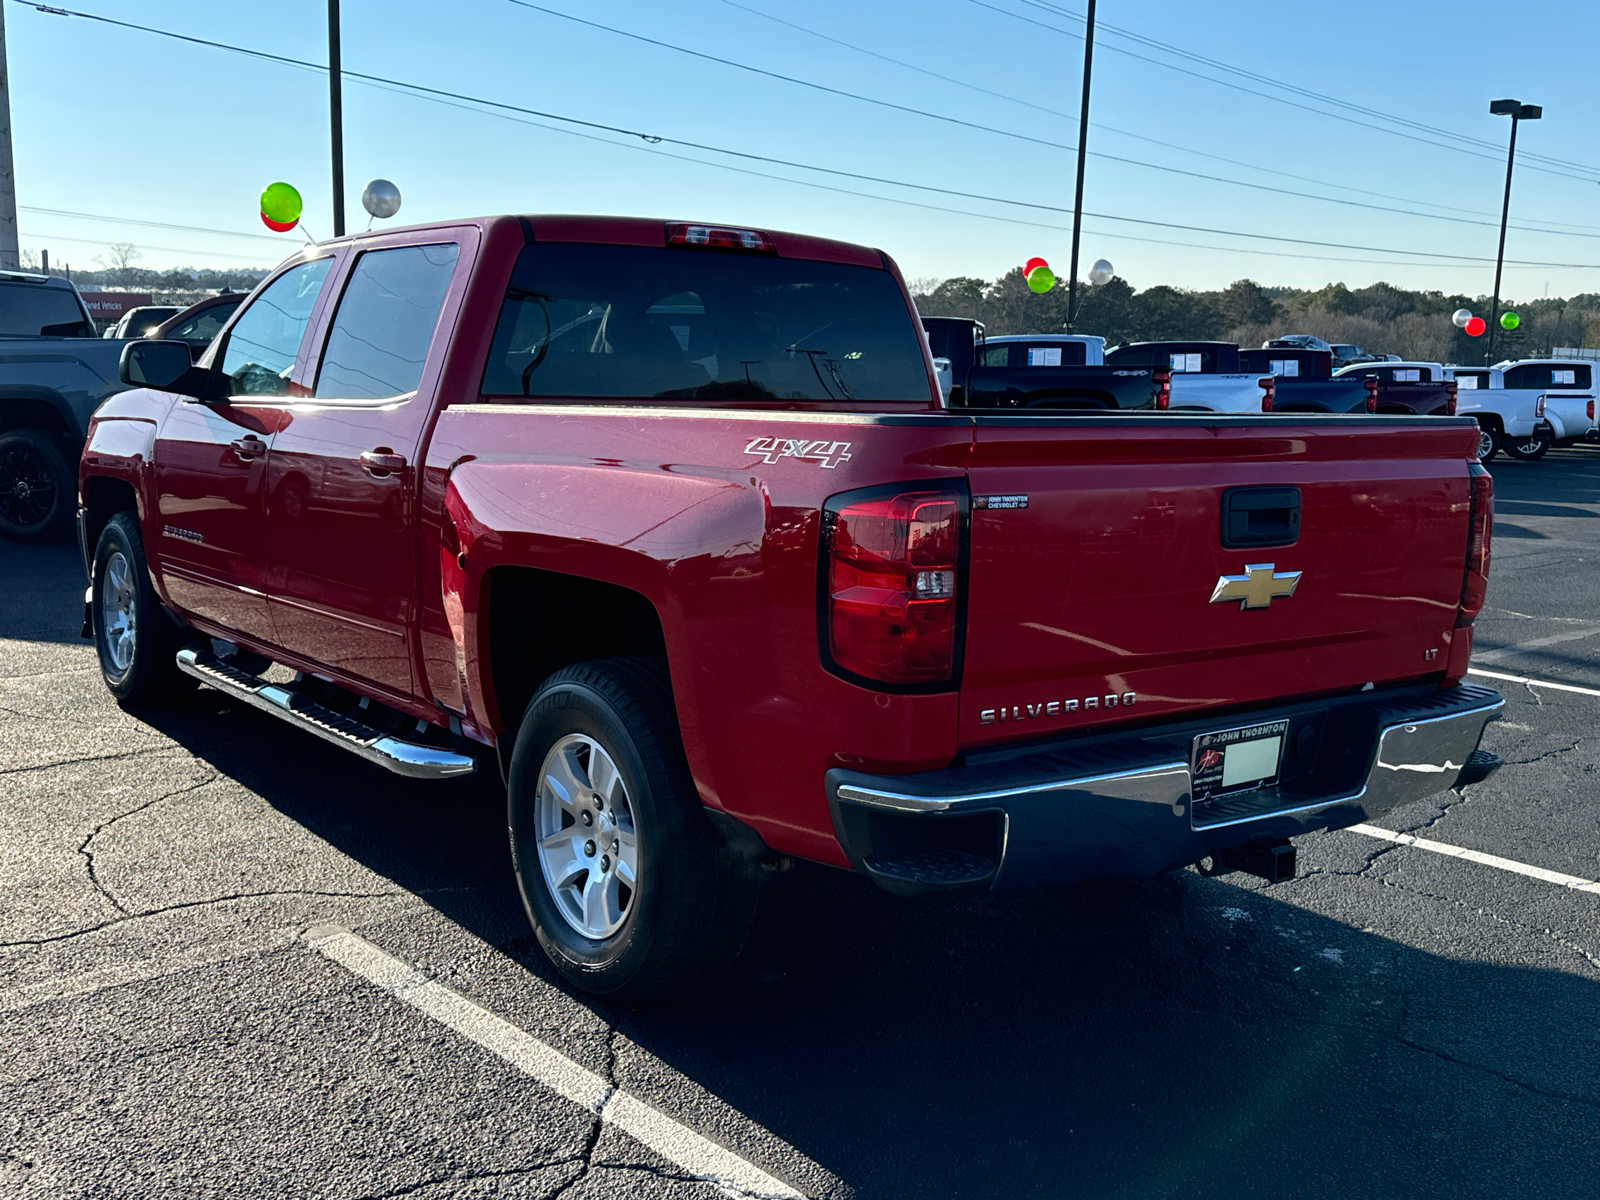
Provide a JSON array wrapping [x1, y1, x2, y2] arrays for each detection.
[[1486, 98, 1541, 365]]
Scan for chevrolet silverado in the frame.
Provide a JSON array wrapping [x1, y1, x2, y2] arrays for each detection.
[[79, 215, 1503, 1002]]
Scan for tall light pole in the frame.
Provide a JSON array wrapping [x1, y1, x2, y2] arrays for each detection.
[[1064, 0, 1096, 332], [0, 4, 20, 271], [329, 0, 346, 237], [1485, 98, 1540, 365]]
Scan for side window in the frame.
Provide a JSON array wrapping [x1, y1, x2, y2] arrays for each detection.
[[315, 243, 460, 400], [1503, 365, 1541, 390], [981, 344, 1012, 368], [219, 259, 333, 396]]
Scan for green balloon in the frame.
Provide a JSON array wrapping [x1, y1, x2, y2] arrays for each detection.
[[260, 181, 303, 225], [1026, 266, 1055, 294], [1500, 311, 1520, 330]]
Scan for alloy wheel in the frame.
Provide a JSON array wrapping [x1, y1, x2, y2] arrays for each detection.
[[0, 444, 56, 531], [101, 550, 138, 674], [533, 733, 640, 940]]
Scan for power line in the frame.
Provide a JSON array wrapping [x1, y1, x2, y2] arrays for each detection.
[[19, 229, 283, 262], [709, 0, 1600, 235], [21, 2, 1600, 272], [495, 0, 1600, 239], [20, 204, 293, 243], [974, 0, 1600, 185], [1018, 0, 1598, 179]]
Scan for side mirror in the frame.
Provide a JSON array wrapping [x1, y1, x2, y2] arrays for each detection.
[[119, 339, 228, 400]]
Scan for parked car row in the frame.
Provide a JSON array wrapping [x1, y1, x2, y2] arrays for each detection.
[[920, 317, 1595, 468]]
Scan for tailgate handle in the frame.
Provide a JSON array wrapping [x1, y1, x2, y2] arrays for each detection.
[[1221, 486, 1300, 548]]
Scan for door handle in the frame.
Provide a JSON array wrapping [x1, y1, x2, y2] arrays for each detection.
[[359, 449, 408, 475], [230, 436, 266, 459]]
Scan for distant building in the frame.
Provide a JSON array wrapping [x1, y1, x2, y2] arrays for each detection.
[[77, 291, 155, 334]]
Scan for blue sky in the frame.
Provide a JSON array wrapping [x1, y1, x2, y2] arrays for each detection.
[[11, 0, 1600, 299]]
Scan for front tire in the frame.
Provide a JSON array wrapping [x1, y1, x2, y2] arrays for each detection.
[[92, 512, 196, 706], [507, 658, 759, 1005], [0, 429, 74, 542], [1503, 426, 1552, 461]]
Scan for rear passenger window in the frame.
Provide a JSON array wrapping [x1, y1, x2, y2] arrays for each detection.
[[1503, 364, 1590, 390], [219, 259, 333, 396], [315, 244, 460, 399]]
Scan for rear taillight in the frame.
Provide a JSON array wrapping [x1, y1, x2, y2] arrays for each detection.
[[1154, 370, 1171, 410], [1588, 400, 1595, 421], [822, 483, 965, 687], [1446, 380, 1458, 416], [1259, 376, 1275, 413], [1535, 394, 1546, 418], [1365, 378, 1378, 413], [665, 223, 777, 253], [1456, 463, 1493, 628]]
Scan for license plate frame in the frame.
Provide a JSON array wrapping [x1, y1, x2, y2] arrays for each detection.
[[1191, 719, 1290, 804]]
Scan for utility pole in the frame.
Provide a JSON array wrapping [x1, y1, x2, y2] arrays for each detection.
[[1485, 98, 1541, 365], [329, 0, 346, 237], [0, 5, 21, 271], [1064, 0, 1096, 332]]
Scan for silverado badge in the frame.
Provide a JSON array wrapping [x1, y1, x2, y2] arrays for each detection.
[[1210, 564, 1302, 610]]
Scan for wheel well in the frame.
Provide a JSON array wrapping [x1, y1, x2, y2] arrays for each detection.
[[486, 566, 669, 736], [1474, 413, 1504, 434], [82, 475, 139, 556], [0, 395, 76, 448]]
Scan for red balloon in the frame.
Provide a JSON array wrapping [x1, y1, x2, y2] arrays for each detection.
[[1465, 316, 1486, 337], [1023, 256, 1048, 275], [261, 211, 298, 233]]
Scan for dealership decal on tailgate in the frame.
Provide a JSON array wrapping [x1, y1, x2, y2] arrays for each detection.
[[1191, 720, 1290, 803]]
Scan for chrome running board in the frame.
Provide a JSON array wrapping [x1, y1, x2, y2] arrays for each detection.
[[175, 647, 476, 780]]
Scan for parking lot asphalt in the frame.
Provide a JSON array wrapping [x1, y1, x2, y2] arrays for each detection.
[[3, 448, 1598, 1200]]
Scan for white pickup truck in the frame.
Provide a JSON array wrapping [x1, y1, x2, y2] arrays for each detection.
[[1104, 340, 1269, 413], [1450, 359, 1597, 462]]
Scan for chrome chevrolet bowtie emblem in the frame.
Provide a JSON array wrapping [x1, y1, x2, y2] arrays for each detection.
[[1210, 564, 1302, 610]]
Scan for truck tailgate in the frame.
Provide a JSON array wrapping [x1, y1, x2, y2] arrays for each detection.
[[959, 417, 1478, 748]]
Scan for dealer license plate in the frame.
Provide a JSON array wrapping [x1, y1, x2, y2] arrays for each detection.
[[1191, 720, 1290, 804]]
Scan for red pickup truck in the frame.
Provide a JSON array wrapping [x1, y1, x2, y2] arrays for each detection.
[[80, 215, 1502, 1002]]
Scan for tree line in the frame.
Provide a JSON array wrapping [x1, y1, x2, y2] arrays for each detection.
[[911, 269, 1600, 363]]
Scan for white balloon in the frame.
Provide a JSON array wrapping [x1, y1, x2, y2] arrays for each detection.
[[1088, 259, 1114, 285], [1452, 307, 1473, 329], [361, 179, 402, 220]]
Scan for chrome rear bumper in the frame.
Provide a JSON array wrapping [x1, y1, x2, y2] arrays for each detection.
[[826, 684, 1503, 893]]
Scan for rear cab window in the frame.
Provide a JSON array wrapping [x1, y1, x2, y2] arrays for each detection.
[[1503, 364, 1592, 390], [314, 243, 460, 399], [481, 243, 929, 402], [980, 341, 1088, 369], [0, 280, 92, 337]]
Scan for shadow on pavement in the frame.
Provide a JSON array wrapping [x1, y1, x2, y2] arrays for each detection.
[[0, 539, 85, 645], [130, 695, 1600, 1200]]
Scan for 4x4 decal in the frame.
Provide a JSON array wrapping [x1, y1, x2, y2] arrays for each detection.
[[743, 437, 853, 469]]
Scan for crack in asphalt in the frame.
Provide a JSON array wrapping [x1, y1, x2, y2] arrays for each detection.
[[0, 746, 185, 777], [548, 1023, 624, 1200], [338, 1161, 587, 1200], [1507, 737, 1587, 766], [0, 889, 407, 950], [76, 771, 221, 915]]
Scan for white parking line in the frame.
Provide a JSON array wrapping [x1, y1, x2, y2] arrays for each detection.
[[1469, 667, 1600, 698], [305, 925, 804, 1200], [1346, 824, 1600, 896]]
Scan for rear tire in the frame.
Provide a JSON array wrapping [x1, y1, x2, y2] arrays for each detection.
[[506, 657, 760, 1005], [0, 429, 74, 542], [92, 512, 196, 706], [1503, 426, 1552, 461], [1475, 421, 1501, 464]]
